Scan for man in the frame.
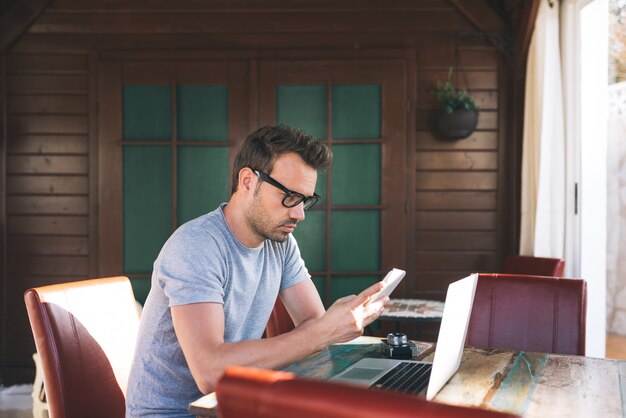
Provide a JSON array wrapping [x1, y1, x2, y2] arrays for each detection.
[[126, 125, 387, 417]]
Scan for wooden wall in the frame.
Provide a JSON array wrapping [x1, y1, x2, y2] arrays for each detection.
[[4, 50, 91, 383], [0, 0, 518, 383], [413, 48, 510, 299]]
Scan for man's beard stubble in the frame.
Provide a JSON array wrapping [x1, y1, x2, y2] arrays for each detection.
[[245, 193, 297, 243]]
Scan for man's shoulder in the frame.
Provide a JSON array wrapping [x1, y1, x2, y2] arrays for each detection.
[[163, 207, 228, 250], [153, 207, 232, 274], [177, 206, 225, 235]]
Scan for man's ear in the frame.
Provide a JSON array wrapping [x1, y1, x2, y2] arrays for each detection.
[[238, 167, 256, 192]]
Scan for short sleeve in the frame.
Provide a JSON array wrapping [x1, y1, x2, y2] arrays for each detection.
[[280, 234, 311, 290], [155, 225, 227, 307]]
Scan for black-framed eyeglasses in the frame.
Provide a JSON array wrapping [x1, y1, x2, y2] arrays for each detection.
[[253, 169, 320, 211]]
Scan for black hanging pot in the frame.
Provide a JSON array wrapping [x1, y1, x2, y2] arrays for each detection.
[[437, 109, 479, 140]]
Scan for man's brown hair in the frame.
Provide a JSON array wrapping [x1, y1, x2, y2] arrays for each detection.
[[231, 125, 332, 195]]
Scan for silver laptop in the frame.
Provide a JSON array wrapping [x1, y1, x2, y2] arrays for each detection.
[[330, 273, 478, 401]]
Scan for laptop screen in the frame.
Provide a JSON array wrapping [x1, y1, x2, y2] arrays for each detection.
[[329, 273, 479, 401]]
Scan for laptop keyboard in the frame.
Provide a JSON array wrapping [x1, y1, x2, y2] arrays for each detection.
[[372, 361, 432, 395]]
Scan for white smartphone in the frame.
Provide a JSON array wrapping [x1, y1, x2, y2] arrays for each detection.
[[368, 268, 406, 304]]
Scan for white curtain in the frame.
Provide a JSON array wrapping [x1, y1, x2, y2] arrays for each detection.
[[519, 0, 566, 258], [607, 82, 626, 336]]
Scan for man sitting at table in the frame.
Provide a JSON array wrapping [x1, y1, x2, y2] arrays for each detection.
[[126, 125, 388, 417]]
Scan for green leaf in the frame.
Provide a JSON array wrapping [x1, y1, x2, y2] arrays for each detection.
[[430, 66, 480, 112]]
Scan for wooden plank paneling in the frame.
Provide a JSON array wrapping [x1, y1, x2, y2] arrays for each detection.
[[7, 135, 88, 154], [413, 42, 502, 298], [7, 155, 88, 174], [416, 131, 497, 150], [97, 60, 123, 278], [7, 175, 88, 194], [415, 251, 497, 271], [413, 36, 501, 299], [415, 191, 497, 210], [10, 236, 88, 255], [415, 231, 496, 250], [472, 91, 498, 110], [4, 315, 33, 340], [7, 255, 89, 276], [30, 11, 473, 34], [417, 48, 498, 68], [10, 32, 485, 54], [7, 74, 88, 94], [7, 215, 88, 235], [8, 115, 88, 134], [7, 53, 88, 74], [416, 110, 497, 130], [7, 276, 87, 294], [414, 271, 474, 296], [417, 89, 497, 110], [448, 0, 509, 32], [415, 211, 497, 230], [418, 70, 498, 89], [415, 171, 498, 190], [0, 50, 6, 381], [3, 336, 37, 367], [88, 51, 98, 277], [47, 0, 454, 12], [416, 151, 497, 170], [475, 111, 497, 130], [7, 196, 88, 214], [0, 0, 51, 53], [8, 95, 87, 114]]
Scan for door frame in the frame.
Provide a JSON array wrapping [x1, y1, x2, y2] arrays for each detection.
[[97, 59, 250, 276], [258, 58, 408, 301], [96, 49, 415, 298]]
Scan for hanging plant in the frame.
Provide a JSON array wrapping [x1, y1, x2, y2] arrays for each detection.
[[431, 67, 480, 140]]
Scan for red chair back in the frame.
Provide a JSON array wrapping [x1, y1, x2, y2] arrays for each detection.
[[502, 255, 565, 277], [216, 366, 520, 418], [24, 277, 140, 418], [265, 298, 295, 338], [466, 273, 586, 355]]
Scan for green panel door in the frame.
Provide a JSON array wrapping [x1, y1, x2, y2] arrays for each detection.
[[276, 82, 383, 306], [122, 82, 230, 304], [277, 85, 327, 139], [329, 84, 382, 303], [177, 146, 229, 225], [123, 85, 172, 141], [123, 146, 172, 274], [176, 84, 230, 225]]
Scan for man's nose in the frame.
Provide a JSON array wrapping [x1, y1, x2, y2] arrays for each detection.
[[288, 203, 306, 222]]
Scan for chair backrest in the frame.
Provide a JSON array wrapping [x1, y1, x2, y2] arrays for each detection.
[[265, 298, 295, 338], [24, 276, 140, 418], [216, 366, 520, 418], [466, 273, 586, 355], [501, 255, 565, 277]]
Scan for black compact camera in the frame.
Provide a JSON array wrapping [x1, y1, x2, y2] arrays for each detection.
[[381, 333, 419, 360]]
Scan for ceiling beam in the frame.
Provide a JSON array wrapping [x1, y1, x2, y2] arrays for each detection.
[[0, 0, 51, 53], [448, 0, 509, 32], [514, 0, 541, 70]]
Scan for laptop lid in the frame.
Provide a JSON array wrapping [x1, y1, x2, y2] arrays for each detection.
[[329, 273, 478, 401], [425, 273, 478, 399]]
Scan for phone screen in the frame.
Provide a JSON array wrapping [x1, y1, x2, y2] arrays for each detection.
[[368, 268, 406, 304]]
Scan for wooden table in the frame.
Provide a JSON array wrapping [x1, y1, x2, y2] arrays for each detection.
[[377, 298, 444, 339], [380, 298, 445, 321], [190, 337, 626, 417]]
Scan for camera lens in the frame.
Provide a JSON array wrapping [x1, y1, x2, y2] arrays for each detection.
[[387, 332, 408, 346]]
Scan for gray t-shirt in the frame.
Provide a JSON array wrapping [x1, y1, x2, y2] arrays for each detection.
[[126, 204, 310, 417]]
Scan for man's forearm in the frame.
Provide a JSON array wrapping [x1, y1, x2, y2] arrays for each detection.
[[175, 282, 385, 394], [192, 321, 329, 393]]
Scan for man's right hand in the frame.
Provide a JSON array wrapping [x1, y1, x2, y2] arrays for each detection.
[[308, 281, 389, 348]]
